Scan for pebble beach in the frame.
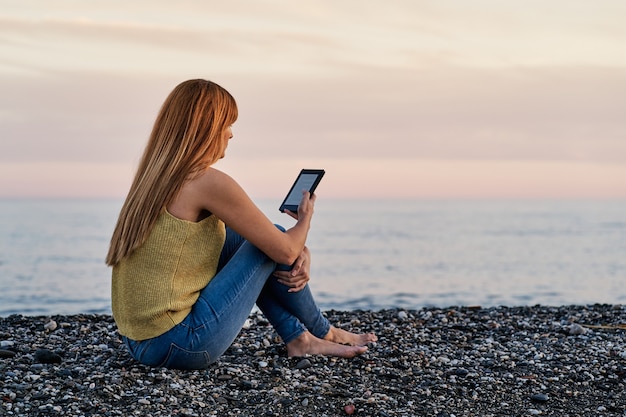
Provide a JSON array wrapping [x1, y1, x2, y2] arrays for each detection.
[[1, 305, 625, 417]]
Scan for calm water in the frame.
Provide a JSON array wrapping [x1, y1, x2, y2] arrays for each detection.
[[0, 199, 624, 316]]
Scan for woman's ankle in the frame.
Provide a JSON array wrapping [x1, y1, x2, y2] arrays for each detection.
[[286, 331, 313, 357]]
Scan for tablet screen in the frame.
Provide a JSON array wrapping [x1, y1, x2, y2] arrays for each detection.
[[284, 173, 320, 206]]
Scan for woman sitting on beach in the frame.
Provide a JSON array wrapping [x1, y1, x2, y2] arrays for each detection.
[[105, 79, 377, 370]]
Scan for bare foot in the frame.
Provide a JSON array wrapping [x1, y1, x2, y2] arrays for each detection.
[[324, 326, 378, 346], [286, 331, 367, 358]]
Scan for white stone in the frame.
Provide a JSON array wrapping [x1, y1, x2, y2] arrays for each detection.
[[568, 323, 587, 335], [44, 320, 57, 331]]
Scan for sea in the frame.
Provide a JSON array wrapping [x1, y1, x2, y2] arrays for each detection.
[[0, 198, 624, 317]]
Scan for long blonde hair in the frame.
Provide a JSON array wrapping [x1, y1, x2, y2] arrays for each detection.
[[106, 79, 238, 266]]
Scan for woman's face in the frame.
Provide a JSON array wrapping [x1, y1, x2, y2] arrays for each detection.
[[220, 125, 233, 159]]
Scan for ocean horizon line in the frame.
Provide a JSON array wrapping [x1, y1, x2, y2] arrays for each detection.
[[2, 196, 625, 202]]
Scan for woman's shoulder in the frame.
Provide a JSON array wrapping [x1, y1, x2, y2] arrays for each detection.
[[194, 167, 239, 191], [169, 168, 243, 221], [184, 168, 252, 208]]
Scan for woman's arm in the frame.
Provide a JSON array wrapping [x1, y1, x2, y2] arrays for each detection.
[[189, 168, 314, 265]]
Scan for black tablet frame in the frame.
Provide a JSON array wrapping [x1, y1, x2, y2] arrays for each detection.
[[279, 169, 325, 213]]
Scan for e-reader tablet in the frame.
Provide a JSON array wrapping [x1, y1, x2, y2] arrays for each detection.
[[279, 169, 325, 213]]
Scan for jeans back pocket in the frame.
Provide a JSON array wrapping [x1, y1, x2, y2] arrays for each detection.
[[159, 343, 211, 370]]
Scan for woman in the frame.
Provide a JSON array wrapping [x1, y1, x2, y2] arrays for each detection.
[[106, 79, 377, 369]]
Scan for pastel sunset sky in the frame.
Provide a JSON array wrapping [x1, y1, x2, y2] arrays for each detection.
[[1, 0, 625, 199]]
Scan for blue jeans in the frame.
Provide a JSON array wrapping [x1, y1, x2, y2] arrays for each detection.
[[122, 226, 331, 369]]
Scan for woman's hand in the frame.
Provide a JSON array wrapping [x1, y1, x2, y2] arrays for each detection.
[[273, 246, 311, 292], [284, 191, 316, 221]]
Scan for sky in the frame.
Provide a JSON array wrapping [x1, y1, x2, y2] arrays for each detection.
[[0, 0, 625, 199]]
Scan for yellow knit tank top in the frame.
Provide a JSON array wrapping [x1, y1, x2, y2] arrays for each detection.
[[111, 210, 225, 341]]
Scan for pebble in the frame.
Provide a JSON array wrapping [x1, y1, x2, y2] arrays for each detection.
[[295, 358, 312, 369], [567, 323, 587, 335], [1, 306, 625, 416], [44, 320, 58, 331], [0, 349, 16, 358], [34, 348, 62, 364]]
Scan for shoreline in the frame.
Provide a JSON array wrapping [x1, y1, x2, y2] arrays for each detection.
[[1, 305, 625, 416]]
